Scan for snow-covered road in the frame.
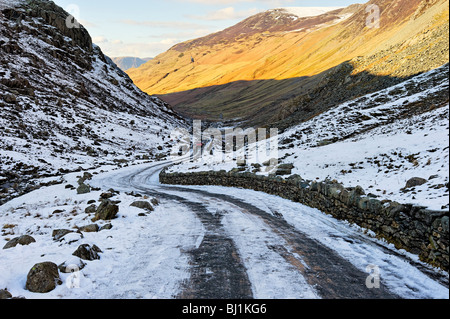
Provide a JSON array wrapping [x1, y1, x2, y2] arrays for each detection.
[[1, 161, 447, 299], [88, 162, 449, 299]]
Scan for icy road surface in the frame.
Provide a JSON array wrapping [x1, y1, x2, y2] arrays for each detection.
[[87, 162, 448, 299]]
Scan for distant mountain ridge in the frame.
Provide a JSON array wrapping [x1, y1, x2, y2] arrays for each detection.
[[111, 56, 153, 71], [171, 6, 357, 51], [127, 0, 449, 128]]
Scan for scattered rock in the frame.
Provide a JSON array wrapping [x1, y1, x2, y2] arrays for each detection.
[[58, 257, 86, 273], [59, 232, 83, 244], [130, 201, 154, 212], [78, 224, 99, 233], [0, 289, 12, 299], [72, 244, 102, 261], [77, 183, 91, 194], [82, 172, 93, 180], [4, 93, 17, 104], [3, 235, 36, 249], [405, 177, 427, 189], [278, 163, 294, 170], [84, 204, 97, 214], [100, 192, 114, 199], [92, 199, 119, 222], [150, 198, 159, 206], [25, 262, 62, 293], [52, 229, 75, 241], [99, 223, 113, 231], [108, 188, 119, 194]]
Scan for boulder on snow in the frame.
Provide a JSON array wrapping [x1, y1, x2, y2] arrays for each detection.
[[25, 262, 62, 293], [58, 257, 87, 273], [99, 223, 113, 231], [92, 199, 119, 221], [52, 229, 82, 241], [130, 201, 154, 212], [78, 224, 99, 233], [59, 232, 84, 244], [0, 289, 12, 299], [72, 244, 102, 261], [3, 235, 36, 249], [405, 177, 427, 189], [4, 93, 17, 104], [84, 204, 97, 214], [77, 183, 91, 194]]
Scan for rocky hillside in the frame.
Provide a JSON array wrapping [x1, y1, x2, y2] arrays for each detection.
[[0, 0, 186, 205], [127, 5, 360, 97], [169, 64, 449, 212], [127, 0, 449, 127], [172, 6, 351, 51]]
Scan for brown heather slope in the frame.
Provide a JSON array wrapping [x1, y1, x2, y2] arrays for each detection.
[[127, 0, 449, 127]]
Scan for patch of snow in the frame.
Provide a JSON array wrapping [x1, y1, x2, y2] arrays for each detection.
[[280, 7, 344, 18]]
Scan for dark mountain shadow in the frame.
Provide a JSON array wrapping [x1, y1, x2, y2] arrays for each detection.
[[157, 61, 425, 131]]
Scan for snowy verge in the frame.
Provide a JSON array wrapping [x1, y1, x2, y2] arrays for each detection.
[[0, 164, 203, 299]]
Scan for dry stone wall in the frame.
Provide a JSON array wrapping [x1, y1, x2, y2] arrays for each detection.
[[160, 169, 449, 271]]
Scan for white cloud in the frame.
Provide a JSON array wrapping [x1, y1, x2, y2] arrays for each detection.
[[143, 29, 214, 39], [160, 38, 178, 45], [92, 36, 108, 44], [178, 0, 295, 5], [120, 19, 206, 29], [188, 6, 261, 21], [97, 40, 179, 59], [180, 0, 290, 4], [79, 19, 97, 28]]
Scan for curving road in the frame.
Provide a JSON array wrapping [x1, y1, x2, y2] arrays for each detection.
[[90, 161, 449, 299]]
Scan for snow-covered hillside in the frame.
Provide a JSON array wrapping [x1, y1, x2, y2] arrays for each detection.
[[168, 64, 449, 211], [0, 0, 186, 204]]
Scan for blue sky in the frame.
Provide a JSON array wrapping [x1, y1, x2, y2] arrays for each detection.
[[53, 0, 360, 58]]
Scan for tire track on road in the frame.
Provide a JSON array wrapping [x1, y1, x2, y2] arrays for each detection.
[[94, 163, 400, 299]]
